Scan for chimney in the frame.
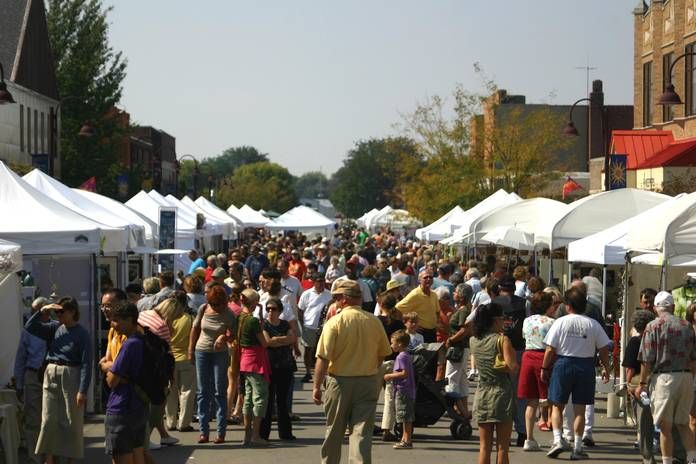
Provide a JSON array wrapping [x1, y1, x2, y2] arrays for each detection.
[[588, 79, 605, 167]]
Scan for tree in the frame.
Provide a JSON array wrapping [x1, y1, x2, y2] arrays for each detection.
[[216, 161, 296, 212], [397, 64, 574, 222], [47, 0, 127, 196], [329, 138, 422, 218], [295, 171, 329, 199], [201, 146, 268, 177]]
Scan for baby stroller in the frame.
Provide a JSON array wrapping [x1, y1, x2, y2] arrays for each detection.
[[393, 342, 473, 440]]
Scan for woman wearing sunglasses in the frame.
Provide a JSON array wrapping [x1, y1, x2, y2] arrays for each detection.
[[260, 297, 297, 441], [25, 297, 92, 464]]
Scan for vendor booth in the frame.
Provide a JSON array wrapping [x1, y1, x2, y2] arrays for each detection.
[[266, 205, 336, 237]]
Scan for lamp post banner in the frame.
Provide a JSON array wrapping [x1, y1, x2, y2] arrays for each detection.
[[608, 154, 627, 190]]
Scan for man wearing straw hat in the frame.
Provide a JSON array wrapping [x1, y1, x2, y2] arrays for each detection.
[[636, 291, 696, 464]]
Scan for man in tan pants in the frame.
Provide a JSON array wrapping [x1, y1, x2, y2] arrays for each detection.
[[313, 280, 392, 464]]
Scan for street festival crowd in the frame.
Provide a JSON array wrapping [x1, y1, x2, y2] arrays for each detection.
[[13, 225, 696, 464]]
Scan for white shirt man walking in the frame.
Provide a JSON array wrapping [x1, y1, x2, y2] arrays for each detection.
[[541, 287, 611, 460], [298, 272, 332, 383]]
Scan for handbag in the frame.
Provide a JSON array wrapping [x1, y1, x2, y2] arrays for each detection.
[[493, 335, 508, 371], [445, 345, 463, 362]]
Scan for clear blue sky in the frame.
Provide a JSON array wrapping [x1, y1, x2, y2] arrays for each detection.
[[107, 0, 636, 176]]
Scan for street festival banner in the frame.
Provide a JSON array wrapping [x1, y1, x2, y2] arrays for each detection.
[[607, 154, 627, 190]]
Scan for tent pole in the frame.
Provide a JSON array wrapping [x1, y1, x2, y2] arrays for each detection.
[[549, 254, 554, 285], [602, 265, 607, 318], [619, 253, 631, 411], [660, 259, 667, 291], [567, 260, 572, 290], [123, 252, 129, 287]]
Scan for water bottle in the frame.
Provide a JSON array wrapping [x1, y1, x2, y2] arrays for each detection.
[[640, 391, 651, 407]]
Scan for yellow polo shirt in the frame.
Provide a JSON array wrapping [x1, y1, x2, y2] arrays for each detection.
[[107, 327, 127, 360], [316, 306, 392, 376], [395, 286, 439, 329]]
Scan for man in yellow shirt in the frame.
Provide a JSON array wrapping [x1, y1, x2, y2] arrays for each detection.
[[313, 280, 391, 464], [396, 269, 438, 342]]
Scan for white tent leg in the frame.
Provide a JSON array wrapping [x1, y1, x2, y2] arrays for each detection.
[[602, 265, 607, 318], [549, 256, 554, 284], [567, 261, 572, 290]]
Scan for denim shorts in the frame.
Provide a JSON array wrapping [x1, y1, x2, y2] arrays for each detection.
[[548, 356, 596, 405], [104, 410, 147, 456]]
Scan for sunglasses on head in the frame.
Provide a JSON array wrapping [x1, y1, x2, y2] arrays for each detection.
[[267, 305, 281, 311]]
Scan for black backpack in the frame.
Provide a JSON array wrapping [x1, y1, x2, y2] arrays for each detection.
[[134, 329, 174, 405]]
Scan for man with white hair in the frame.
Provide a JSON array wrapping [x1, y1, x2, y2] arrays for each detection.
[[396, 269, 439, 343], [636, 291, 696, 464]]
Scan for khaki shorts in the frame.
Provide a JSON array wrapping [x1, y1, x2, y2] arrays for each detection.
[[650, 372, 694, 425]]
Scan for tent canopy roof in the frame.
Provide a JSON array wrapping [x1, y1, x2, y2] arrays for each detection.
[[537, 188, 670, 250], [267, 205, 336, 230], [0, 161, 100, 254]]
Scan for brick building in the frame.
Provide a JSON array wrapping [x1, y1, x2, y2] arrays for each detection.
[[132, 126, 177, 195], [470, 84, 633, 192]]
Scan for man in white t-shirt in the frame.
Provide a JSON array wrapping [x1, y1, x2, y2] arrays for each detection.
[[277, 259, 303, 303], [298, 273, 333, 383], [541, 287, 611, 460]]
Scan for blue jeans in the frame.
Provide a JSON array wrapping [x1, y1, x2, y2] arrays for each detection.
[[195, 350, 230, 436]]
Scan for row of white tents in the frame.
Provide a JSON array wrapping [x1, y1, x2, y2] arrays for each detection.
[[0, 160, 336, 395]]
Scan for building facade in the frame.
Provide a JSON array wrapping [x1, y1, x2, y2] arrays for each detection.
[[133, 126, 178, 195], [0, 0, 60, 174], [634, 0, 696, 135]]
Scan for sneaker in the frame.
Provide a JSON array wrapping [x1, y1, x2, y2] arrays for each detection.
[[523, 439, 540, 451], [467, 369, 476, 381], [547, 439, 571, 458], [516, 433, 527, 447], [581, 435, 595, 447], [160, 436, 180, 446], [382, 431, 399, 442], [570, 449, 589, 460], [149, 441, 162, 450], [393, 441, 413, 449]]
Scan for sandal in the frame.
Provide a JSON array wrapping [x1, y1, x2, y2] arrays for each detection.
[[538, 421, 551, 432], [228, 415, 242, 425]]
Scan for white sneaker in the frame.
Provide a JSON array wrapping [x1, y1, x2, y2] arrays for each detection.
[[160, 436, 180, 446], [523, 439, 540, 451], [546, 439, 570, 458], [467, 369, 477, 381], [570, 448, 589, 460], [149, 441, 162, 450]]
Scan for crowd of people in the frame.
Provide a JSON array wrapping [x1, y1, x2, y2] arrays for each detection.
[[13, 224, 693, 464]]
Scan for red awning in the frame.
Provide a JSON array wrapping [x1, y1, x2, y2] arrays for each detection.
[[610, 130, 674, 169], [634, 137, 696, 169]]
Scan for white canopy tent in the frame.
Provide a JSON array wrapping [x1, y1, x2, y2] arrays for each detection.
[[126, 191, 196, 250], [165, 194, 225, 237], [0, 239, 23, 387], [421, 207, 470, 242], [267, 205, 336, 235], [536, 188, 671, 250], [469, 197, 568, 247], [626, 191, 696, 262], [371, 209, 422, 232], [184, 196, 240, 239], [415, 206, 464, 240], [230, 204, 271, 228], [0, 161, 101, 254], [356, 208, 379, 227], [23, 169, 139, 253], [442, 190, 523, 245], [73, 189, 158, 249], [365, 206, 394, 231], [480, 226, 535, 250], [568, 195, 686, 266]]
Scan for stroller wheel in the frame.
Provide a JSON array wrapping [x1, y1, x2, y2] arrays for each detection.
[[450, 420, 473, 440]]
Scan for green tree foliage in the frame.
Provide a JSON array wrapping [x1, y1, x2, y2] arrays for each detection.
[[47, 0, 127, 196], [217, 161, 296, 212], [397, 64, 573, 222], [295, 171, 329, 199], [179, 146, 269, 198], [329, 138, 422, 218]]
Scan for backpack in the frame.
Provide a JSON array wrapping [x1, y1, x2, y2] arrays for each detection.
[[134, 329, 174, 405]]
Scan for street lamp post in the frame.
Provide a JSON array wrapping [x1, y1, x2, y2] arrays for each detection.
[[562, 96, 608, 191], [0, 62, 16, 104], [177, 154, 199, 198], [658, 52, 696, 105], [49, 96, 95, 176]]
